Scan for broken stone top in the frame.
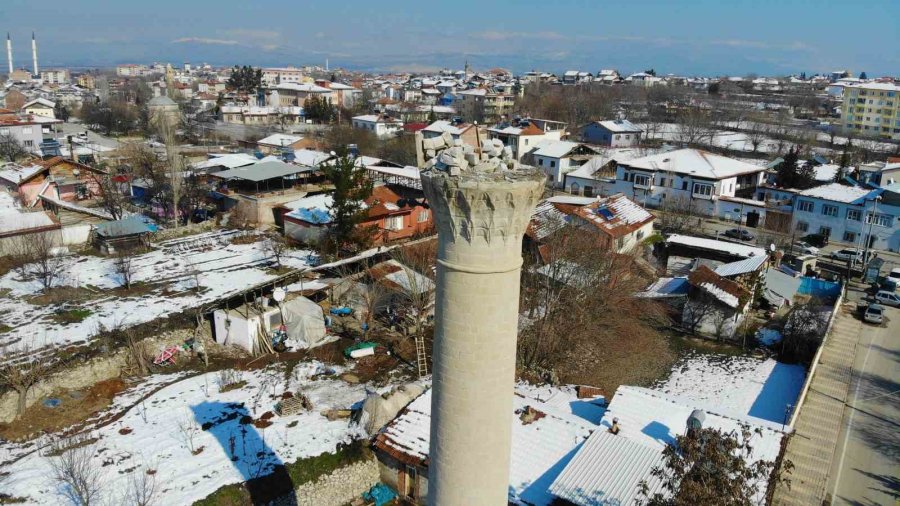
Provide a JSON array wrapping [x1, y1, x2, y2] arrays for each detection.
[[421, 132, 540, 182]]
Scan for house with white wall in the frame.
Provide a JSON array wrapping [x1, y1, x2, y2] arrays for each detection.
[[352, 114, 404, 138], [527, 140, 598, 188], [792, 183, 899, 251], [610, 149, 767, 214], [488, 120, 564, 162]]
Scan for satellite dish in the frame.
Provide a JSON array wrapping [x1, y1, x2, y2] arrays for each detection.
[[770, 243, 776, 252]]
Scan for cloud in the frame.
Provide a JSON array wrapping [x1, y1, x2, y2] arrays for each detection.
[[172, 37, 238, 45], [225, 29, 280, 41], [473, 30, 566, 41], [711, 39, 815, 52]]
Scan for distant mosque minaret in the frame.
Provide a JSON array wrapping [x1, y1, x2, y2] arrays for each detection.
[[31, 31, 39, 77], [6, 33, 12, 75]]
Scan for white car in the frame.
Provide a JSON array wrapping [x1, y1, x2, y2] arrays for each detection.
[[874, 290, 900, 307], [864, 304, 885, 324], [793, 241, 819, 255], [889, 268, 900, 281], [830, 249, 862, 263]]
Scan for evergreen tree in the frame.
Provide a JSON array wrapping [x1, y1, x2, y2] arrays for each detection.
[[322, 151, 374, 253], [859, 71, 867, 80], [226, 65, 262, 94], [305, 95, 335, 123]]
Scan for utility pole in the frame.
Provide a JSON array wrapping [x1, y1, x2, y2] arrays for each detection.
[[861, 195, 882, 266]]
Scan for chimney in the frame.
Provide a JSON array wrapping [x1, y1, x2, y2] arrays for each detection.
[[6, 33, 12, 75], [31, 32, 38, 77]]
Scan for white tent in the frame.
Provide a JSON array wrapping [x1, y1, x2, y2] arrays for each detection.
[[281, 296, 327, 349]]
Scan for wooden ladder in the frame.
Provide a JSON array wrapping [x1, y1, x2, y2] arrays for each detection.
[[414, 334, 428, 377]]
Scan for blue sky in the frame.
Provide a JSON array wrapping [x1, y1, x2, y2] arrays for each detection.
[[2, 0, 898, 76]]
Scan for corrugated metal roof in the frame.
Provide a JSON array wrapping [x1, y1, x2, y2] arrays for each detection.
[[95, 216, 152, 238], [550, 430, 665, 505], [714, 254, 768, 277], [213, 160, 314, 182]]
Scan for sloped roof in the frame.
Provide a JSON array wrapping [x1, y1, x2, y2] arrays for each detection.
[[148, 95, 177, 107], [714, 254, 768, 277], [797, 183, 876, 205], [257, 133, 303, 147], [213, 160, 314, 182], [532, 140, 585, 159], [622, 149, 764, 179], [572, 193, 654, 239], [192, 153, 258, 171], [94, 216, 152, 238], [666, 234, 766, 259], [0, 209, 58, 236], [595, 119, 642, 133], [0, 163, 44, 185], [687, 265, 750, 308]]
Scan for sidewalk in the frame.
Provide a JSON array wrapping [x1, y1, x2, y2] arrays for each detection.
[[772, 305, 862, 505]]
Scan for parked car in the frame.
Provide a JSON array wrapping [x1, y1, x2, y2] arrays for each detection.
[[793, 241, 819, 256], [889, 268, 900, 281], [830, 248, 862, 263], [874, 290, 900, 307], [802, 233, 829, 248], [864, 304, 885, 324], [724, 228, 754, 241]]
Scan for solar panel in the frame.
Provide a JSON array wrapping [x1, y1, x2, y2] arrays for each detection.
[[596, 207, 615, 220]]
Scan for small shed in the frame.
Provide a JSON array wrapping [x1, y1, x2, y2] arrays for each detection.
[[93, 216, 153, 254]]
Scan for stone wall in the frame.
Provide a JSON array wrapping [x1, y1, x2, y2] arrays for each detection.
[[275, 455, 380, 506]]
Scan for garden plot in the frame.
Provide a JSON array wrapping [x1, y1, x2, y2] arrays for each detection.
[[0, 361, 372, 505], [0, 230, 315, 356], [654, 353, 805, 424]]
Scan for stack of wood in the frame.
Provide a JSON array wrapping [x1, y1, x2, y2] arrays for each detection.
[[277, 392, 312, 416]]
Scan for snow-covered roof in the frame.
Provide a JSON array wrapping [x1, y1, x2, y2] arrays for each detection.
[[688, 265, 749, 309], [797, 183, 876, 205], [275, 82, 332, 93], [364, 165, 421, 181], [213, 160, 313, 182], [595, 119, 642, 133], [550, 385, 787, 506], [843, 81, 900, 92], [292, 149, 333, 167], [573, 193, 654, 238], [637, 276, 690, 298], [667, 234, 767, 259], [423, 120, 468, 136], [566, 148, 654, 181], [622, 149, 764, 180], [23, 97, 55, 109], [192, 153, 258, 171], [257, 133, 303, 147], [376, 385, 602, 505], [0, 163, 44, 185], [532, 140, 583, 159], [352, 114, 402, 124], [714, 254, 768, 277], [283, 193, 333, 212], [0, 209, 56, 235]]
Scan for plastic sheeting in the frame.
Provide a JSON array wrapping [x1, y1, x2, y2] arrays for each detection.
[[281, 296, 327, 349]]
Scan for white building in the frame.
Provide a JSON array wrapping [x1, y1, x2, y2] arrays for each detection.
[[528, 140, 598, 188], [261, 66, 304, 86], [21, 98, 56, 119], [352, 114, 404, 138], [39, 69, 69, 85], [611, 149, 767, 214], [792, 183, 899, 252], [488, 120, 564, 162]]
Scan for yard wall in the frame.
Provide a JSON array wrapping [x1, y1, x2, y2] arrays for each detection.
[[274, 455, 380, 506]]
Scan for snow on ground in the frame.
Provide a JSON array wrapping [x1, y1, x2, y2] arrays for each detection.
[[654, 353, 805, 424], [642, 123, 846, 157], [0, 230, 315, 355], [0, 361, 372, 505]]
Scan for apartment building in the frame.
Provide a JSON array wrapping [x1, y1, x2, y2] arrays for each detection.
[[792, 183, 899, 251], [261, 67, 304, 86], [39, 69, 70, 85], [456, 87, 515, 124], [840, 82, 900, 141]]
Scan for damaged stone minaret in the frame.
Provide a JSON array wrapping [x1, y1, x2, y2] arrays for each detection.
[[421, 139, 544, 504]]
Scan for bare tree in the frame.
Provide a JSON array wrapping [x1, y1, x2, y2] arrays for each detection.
[[390, 242, 437, 341], [124, 328, 152, 376], [263, 233, 290, 268], [157, 118, 184, 229], [46, 434, 103, 506], [682, 292, 720, 335], [27, 232, 65, 292], [657, 196, 702, 234], [0, 132, 28, 161], [125, 466, 158, 506], [114, 247, 138, 289], [175, 413, 201, 455], [6, 234, 36, 280], [0, 345, 52, 416], [675, 107, 714, 147], [780, 297, 829, 364]]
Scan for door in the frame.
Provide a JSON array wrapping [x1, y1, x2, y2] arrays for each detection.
[[746, 211, 760, 228], [400, 465, 418, 500]]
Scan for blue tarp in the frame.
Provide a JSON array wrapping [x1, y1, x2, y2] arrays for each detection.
[[363, 483, 398, 506], [287, 207, 332, 225], [798, 277, 841, 301]]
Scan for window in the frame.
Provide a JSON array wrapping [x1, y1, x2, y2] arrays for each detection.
[[866, 213, 893, 227], [822, 204, 838, 217], [796, 221, 809, 232], [819, 226, 831, 237], [385, 215, 404, 231], [0, 128, 8, 135], [538, 159, 544, 166], [797, 200, 814, 212], [633, 174, 650, 187], [550, 161, 556, 168], [615, 134, 621, 140], [417, 210, 429, 223], [692, 183, 713, 196], [584, 186, 594, 197], [847, 208, 862, 221], [682, 181, 688, 191], [636, 229, 645, 240], [23, 140, 33, 148], [569, 182, 580, 194], [843, 231, 857, 242]]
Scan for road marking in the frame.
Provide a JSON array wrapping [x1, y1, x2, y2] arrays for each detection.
[[831, 324, 877, 504]]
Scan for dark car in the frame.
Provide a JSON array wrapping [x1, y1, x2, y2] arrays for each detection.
[[724, 228, 755, 241], [801, 233, 830, 248]]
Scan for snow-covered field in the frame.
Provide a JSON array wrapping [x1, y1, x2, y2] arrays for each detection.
[[0, 230, 315, 356], [654, 354, 805, 424], [0, 361, 371, 505]]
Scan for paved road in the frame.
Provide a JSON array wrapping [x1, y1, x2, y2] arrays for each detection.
[[828, 293, 900, 506]]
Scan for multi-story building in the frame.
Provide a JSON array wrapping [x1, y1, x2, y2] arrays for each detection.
[[261, 66, 304, 86], [792, 183, 899, 251], [39, 69, 69, 85], [582, 119, 643, 147], [352, 114, 404, 138], [840, 82, 900, 141], [0, 114, 45, 153], [456, 87, 515, 124], [116, 64, 149, 77]]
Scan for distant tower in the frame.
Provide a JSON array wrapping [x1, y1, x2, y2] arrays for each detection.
[[325, 58, 329, 72], [422, 150, 544, 504], [31, 32, 38, 77], [6, 33, 12, 75]]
